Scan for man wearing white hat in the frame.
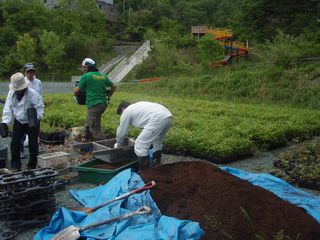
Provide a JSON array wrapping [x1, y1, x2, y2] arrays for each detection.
[[74, 58, 116, 141], [1, 72, 44, 172]]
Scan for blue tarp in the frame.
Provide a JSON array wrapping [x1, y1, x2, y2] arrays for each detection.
[[34, 169, 204, 240], [221, 167, 320, 223]]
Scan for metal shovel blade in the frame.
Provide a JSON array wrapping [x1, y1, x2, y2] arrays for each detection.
[[51, 206, 151, 240], [50, 226, 80, 240]]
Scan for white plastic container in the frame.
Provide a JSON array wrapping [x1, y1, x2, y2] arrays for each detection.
[[70, 127, 82, 139], [37, 152, 70, 169]]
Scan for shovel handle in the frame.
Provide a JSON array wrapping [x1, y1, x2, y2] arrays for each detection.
[[119, 180, 156, 198], [91, 181, 156, 212], [80, 206, 151, 232]]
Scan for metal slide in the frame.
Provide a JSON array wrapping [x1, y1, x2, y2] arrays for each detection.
[[108, 40, 151, 84], [70, 41, 150, 83]]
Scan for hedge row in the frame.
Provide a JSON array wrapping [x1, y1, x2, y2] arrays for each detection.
[[35, 92, 320, 163]]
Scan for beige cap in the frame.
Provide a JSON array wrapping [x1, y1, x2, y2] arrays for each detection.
[[9, 72, 28, 91]]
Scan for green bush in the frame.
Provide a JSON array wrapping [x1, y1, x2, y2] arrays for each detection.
[[257, 31, 315, 68]]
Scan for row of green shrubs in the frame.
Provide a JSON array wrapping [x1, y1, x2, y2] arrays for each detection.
[[121, 61, 320, 109], [33, 92, 320, 163]]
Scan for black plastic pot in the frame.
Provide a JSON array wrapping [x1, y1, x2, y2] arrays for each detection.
[[74, 81, 86, 105], [39, 131, 66, 145], [0, 142, 8, 168], [27, 108, 38, 128], [0, 123, 8, 138], [75, 93, 86, 105], [0, 157, 5, 168]]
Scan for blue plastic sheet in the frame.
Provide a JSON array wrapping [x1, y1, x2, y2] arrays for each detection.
[[34, 169, 204, 240], [221, 167, 320, 223]]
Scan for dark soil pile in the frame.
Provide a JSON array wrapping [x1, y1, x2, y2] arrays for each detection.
[[91, 159, 133, 170], [140, 161, 320, 240]]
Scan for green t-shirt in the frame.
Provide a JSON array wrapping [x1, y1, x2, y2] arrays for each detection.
[[78, 71, 113, 108]]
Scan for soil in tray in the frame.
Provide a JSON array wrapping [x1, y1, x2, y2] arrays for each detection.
[[91, 160, 133, 170], [140, 161, 320, 240]]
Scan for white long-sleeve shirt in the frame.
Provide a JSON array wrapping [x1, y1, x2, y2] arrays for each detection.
[[25, 76, 42, 95], [116, 101, 172, 144], [2, 87, 44, 124]]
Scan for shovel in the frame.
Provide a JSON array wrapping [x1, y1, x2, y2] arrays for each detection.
[[50, 206, 151, 240], [69, 180, 156, 214]]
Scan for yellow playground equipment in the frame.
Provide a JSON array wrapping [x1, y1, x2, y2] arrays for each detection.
[[191, 26, 249, 66]]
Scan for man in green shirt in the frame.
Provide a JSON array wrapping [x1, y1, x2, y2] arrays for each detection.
[[74, 58, 116, 141]]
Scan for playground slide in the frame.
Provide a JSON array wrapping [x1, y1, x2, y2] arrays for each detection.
[[222, 55, 231, 64], [192, 26, 249, 66]]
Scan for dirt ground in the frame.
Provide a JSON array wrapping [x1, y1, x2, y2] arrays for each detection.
[[1, 136, 320, 239], [141, 161, 320, 240]]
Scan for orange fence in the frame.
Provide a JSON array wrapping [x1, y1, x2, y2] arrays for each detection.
[[131, 77, 161, 84]]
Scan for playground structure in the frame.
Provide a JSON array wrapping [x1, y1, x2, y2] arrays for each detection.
[[191, 26, 249, 66]]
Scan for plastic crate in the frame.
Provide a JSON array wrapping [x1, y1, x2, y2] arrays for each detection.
[[93, 138, 135, 164], [73, 138, 136, 164], [73, 158, 138, 184], [37, 152, 70, 169]]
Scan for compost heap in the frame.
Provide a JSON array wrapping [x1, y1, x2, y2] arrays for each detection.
[[140, 161, 320, 240]]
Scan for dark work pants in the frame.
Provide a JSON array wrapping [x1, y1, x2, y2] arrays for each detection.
[[11, 119, 39, 170], [20, 122, 40, 155], [82, 103, 107, 141]]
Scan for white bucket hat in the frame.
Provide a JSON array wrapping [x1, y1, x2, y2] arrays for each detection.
[[9, 72, 28, 91]]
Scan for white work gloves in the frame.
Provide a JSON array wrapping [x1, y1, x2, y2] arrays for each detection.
[[114, 143, 118, 148]]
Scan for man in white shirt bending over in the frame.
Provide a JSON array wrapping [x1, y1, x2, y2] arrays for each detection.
[[115, 101, 173, 171], [1, 73, 44, 172]]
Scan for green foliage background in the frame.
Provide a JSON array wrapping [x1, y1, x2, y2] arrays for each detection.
[[0, 0, 318, 78]]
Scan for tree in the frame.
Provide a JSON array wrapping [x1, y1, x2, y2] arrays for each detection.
[[0, 26, 18, 56], [1, 0, 49, 33], [16, 33, 36, 65], [236, 0, 320, 42], [258, 31, 315, 68], [40, 30, 65, 79], [196, 35, 224, 65]]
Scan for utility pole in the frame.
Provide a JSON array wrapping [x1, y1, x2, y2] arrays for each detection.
[[128, 5, 131, 25]]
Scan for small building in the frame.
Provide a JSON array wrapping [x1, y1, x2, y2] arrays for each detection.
[[43, 0, 118, 21], [96, 0, 117, 21], [43, 0, 58, 9]]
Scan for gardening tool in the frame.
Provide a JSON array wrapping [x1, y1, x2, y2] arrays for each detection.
[[69, 180, 156, 214], [50, 205, 151, 240]]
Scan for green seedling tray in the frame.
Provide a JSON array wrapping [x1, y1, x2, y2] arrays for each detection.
[[73, 158, 138, 184]]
